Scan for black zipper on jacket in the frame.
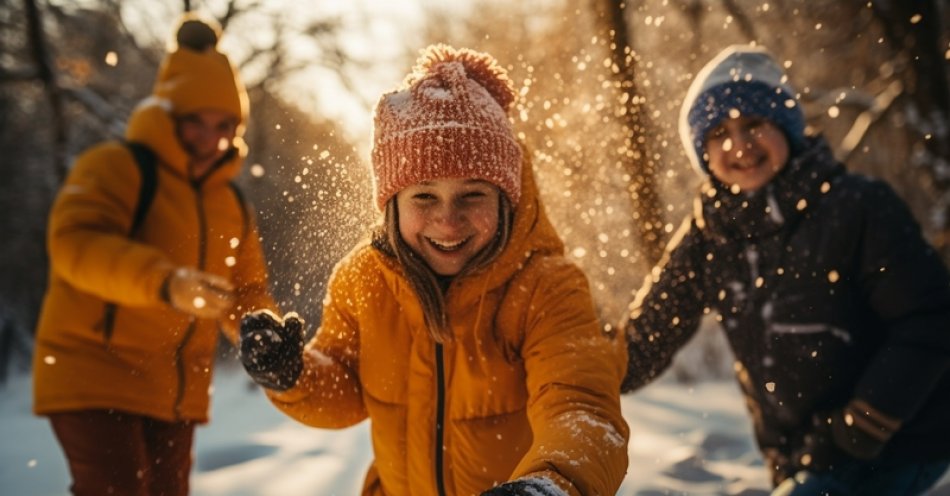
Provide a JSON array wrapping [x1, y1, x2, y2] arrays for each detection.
[[434, 342, 447, 496], [173, 182, 208, 419]]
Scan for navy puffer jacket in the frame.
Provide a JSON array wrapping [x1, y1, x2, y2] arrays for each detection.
[[622, 136, 950, 464]]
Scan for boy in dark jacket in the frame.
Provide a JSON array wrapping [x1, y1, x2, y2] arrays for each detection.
[[621, 45, 950, 494]]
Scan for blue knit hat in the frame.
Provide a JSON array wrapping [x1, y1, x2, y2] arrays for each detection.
[[679, 45, 805, 175]]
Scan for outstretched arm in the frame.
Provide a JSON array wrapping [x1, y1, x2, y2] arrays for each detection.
[[622, 217, 708, 392], [503, 258, 629, 496], [247, 260, 368, 429]]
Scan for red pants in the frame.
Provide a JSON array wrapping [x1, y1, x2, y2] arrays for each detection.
[[49, 410, 195, 496]]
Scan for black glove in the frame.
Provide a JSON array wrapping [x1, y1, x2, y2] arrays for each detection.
[[239, 309, 305, 391], [481, 478, 564, 496], [830, 398, 901, 460]]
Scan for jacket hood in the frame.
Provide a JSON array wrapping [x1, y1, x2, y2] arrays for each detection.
[[125, 97, 247, 183], [473, 144, 565, 290]]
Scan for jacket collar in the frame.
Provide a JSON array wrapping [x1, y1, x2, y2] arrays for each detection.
[[697, 135, 845, 242]]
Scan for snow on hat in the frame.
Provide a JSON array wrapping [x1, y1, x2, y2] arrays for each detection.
[[371, 44, 522, 210], [679, 45, 805, 174], [153, 13, 248, 124]]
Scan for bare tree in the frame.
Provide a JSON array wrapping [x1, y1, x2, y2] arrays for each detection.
[[721, 0, 759, 42], [871, 0, 950, 251], [24, 0, 68, 180], [590, 0, 665, 267]]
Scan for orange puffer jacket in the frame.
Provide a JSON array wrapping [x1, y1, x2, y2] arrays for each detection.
[[266, 150, 629, 495], [33, 98, 273, 423]]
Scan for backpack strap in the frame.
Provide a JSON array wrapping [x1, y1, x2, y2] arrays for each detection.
[[124, 142, 249, 241], [98, 141, 158, 344], [124, 141, 158, 236]]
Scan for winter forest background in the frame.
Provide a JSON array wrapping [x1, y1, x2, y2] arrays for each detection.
[[1, 0, 949, 494]]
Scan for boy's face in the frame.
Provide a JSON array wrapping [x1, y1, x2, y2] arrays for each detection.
[[175, 109, 239, 176], [396, 177, 500, 276], [705, 116, 789, 193]]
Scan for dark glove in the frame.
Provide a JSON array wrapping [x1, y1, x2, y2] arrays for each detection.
[[481, 478, 565, 496], [830, 398, 901, 460], [239, 309, 305, 391], [793, 399, 902, 472]]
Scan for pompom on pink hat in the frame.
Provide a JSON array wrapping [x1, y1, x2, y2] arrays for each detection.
[[371, 44, 522, 210]]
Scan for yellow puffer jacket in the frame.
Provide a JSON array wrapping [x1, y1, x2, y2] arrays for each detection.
[[267, 150, 629, 495], [33, 38, 272, 423]]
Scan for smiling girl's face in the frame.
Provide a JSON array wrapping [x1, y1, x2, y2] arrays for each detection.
[[396, 177, 501, 276], [705, 115, 790, 193]]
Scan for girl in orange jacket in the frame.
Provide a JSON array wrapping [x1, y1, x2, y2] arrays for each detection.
[[239, 44, 629, 495]]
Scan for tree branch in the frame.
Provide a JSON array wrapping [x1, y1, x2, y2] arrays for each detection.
[[838, 80, 903, 161], [720, 0, 758, 42], [60, 84, 127, 138], [0, 66, 40, 82]]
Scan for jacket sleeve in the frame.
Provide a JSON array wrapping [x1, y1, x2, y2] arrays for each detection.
[[852, 181, 950, 421], [222, 211, 275, 345], [47, 143, 174, 307], [265, 255, 368, 429], [621, 217, 708, 392], [509, 257, 629, 496]]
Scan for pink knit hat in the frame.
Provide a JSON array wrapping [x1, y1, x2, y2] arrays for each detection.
[[371, 44, 522, 210]]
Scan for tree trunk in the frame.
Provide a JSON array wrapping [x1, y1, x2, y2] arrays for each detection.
[[590, 0, 665, 267], [24, 0, 68, 182], [872, 0, 950, 251]]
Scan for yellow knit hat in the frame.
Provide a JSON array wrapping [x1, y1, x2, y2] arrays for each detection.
[[152, 14, 248, 123]]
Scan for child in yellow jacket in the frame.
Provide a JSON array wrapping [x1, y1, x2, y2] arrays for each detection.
[[33, 15, 273, 496], [238, 44, 629, 495]]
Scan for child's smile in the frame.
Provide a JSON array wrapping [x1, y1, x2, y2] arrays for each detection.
[[427, 235, 471, 252], [396, 178, 501, 276], [705, 115, 790, 193]]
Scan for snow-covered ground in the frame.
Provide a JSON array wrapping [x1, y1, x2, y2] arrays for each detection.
[[2, 362, 947, 495]]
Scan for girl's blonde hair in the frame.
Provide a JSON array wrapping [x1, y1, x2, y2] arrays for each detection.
[[372, 191, 513, 342]]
